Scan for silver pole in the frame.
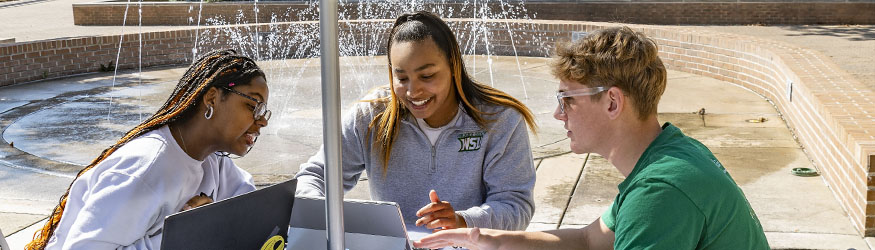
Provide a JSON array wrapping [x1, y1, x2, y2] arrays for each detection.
[[319, 0, 345, 249]]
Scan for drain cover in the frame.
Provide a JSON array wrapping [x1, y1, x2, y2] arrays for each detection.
[[791, 168, 819, 177]]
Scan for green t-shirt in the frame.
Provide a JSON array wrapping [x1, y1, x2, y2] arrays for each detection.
[[601, 123, 769, 249]]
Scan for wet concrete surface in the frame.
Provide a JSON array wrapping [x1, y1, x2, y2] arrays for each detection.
[[0, 57, 867, 249]]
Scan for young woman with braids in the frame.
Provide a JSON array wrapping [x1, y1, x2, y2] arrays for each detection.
[[295, 11, 537, 233], [27, 49, 271, 250]]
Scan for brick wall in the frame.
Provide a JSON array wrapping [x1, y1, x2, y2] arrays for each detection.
[[1, 19, 873, 236], [0, 32, 193, 85], [0, 21, 389, 86], [72, 2, 875, 26], [529, 2, 875, 25]]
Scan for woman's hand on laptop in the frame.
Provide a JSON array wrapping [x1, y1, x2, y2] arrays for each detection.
[[415, 190, 467, 232], [182, 193, 213, 211]]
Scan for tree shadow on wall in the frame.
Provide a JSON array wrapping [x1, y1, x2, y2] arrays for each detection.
[[781, 25, 875, 42]]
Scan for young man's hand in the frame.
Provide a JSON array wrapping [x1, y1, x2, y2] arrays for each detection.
[[414, 227, 497, 250], [416, 218, 615, 250], [415, 190, 467, 232]]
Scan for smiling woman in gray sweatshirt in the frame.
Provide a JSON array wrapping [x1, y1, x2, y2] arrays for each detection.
[[295, 11, 537, 231]]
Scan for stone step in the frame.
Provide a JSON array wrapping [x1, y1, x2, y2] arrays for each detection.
[[530, 154, 586, 225], [560, 154, 623, 227]]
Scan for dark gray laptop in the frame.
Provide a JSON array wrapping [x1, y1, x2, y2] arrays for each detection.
[[161, 179, 297, 250]]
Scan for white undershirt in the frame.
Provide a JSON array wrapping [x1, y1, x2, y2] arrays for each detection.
[[416, 105, 463, 146]]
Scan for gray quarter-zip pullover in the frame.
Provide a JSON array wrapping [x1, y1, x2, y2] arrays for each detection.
[[295, 88, 536, 230]]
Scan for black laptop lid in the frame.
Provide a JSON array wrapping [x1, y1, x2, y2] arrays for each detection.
[[161, 179, 297, 250]]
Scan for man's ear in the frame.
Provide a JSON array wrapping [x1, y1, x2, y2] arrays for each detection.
[[606, 87, 624, 120]]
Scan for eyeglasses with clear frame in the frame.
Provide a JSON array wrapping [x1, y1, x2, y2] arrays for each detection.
[[555, 86, 608, 115], [219, 86, 272, 121]]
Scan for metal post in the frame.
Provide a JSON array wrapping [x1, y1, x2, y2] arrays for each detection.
[[319, 0, 345, 250]]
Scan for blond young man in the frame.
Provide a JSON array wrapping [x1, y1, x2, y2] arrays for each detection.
[[414, 26, 770, 250]]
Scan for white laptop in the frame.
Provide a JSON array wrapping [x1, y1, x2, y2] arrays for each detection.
[[287, 196, 415, 250]]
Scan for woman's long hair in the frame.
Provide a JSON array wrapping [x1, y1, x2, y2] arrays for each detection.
[[369, 11, 537, 172], [26, 49, 265, 250]]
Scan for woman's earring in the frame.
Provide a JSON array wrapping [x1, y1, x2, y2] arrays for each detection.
[[204, 106, 214, 120]]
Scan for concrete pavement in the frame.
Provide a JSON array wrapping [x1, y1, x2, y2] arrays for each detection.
[[0, 0, 188, 42]]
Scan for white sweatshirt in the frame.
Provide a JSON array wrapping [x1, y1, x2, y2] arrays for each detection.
[[46, 125, 256, 250]]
